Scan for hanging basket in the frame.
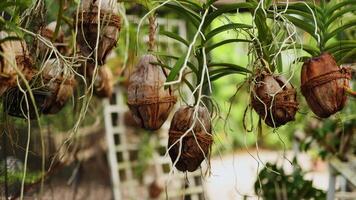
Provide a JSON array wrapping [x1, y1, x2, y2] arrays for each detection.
[[251, 72, 299, 127], [127, 54, 177, 131], [38, 21, 66, 58], [41, 59, 76, 114], [3, 87, 50, 119], [0, 32, 33, 97], [168, 106, 213, 172], [301, 53, 351, 118], [76, 0, 121, 64]]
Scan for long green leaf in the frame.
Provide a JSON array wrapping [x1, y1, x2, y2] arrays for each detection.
[[164, 3, 201, 28], [160, 30, 189, 47], [338, 48, 356, 64], [284, 15, 318, 41], [325, 19, 356, 41], [326, 5, 356, 27], [153, 61, 195, 92], [209, 71, 245, 82], [281, 43, 320, 57], [208, 62, 252, 74], [165, 54, 186, 87], [205, 23, 252, 41], [326, 0, 356, 16], [154, 52, 198, 74], [203, 2, 254, 30], [206, 39, 251, 53]]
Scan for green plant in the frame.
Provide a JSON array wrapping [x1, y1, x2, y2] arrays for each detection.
[[273, 0, 356, 63], [255, 159, 326, 200]]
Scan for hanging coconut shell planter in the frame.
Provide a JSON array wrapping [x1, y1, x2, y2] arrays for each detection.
[[127, 55, 177, 130], [0, 32, 33, 97], [168, 106, 213, 172], [38, 21, 66, 58], [251, 72, 299, 127], [127, 16, 176, 131], [76, 0, 121, 64], [41, 59, 76, 114], [301, 53, 351, 118]]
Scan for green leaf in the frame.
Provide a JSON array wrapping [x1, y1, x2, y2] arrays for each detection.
[[209, 71, 245, 82], [203, 2, 254, 30], [326, 0, 356, 16], [153, 61, 195, 92], [276, 54, 283, 73], [338, 48, 356, 64], [325, 40, 356, 52], [154, 52, 198, 74], [281, 43, 320, 57], [208, 62, 252, 74], [0, 2, 17, 11], [205, 23, 252, 41], [160, 30, 189, 47], [325, 19, 356, 41], [164, 3, 201, 28], [326, 5, 356, 27], [283, 15, 319, 41], [206, 39, 251, 53], [165, 54, 186, 88], [281, 3, 323, 18]]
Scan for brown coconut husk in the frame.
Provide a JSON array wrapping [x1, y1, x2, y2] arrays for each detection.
[[251, 72, 298, 127], [85, 62, 114, 98], [38, 21, 66, 58], [127, 54, 177, 131], [148, 181, 163, 199], [76, 0, 121, 64], [0, 32, 33, 97], [41, 59, 76, 114], [123, 111, 140, 128], [301, 53, 351, 118], [168, 106, 213, 172]]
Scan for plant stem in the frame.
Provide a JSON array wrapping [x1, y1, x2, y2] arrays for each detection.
[[53, 0, 64, 41], [148, 14, 156, 52]]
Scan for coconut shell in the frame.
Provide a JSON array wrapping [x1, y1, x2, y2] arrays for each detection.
[[168, 106, 213, 172], [123, 111, 140, 128], [127, 54, 177, 131], [301, 53, 351, 118], [0, 32, 33, 96], [251, 73, 298, 127], [76, 0, 121, 64], [38, 21, 66, 58], [148, 181, 163, 199], [41, 59, 76, 114], [85, 63, 114, 98]]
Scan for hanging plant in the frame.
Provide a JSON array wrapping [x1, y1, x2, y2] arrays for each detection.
[[301, 53, 351, 118], [248, 0, 299, 127], [168, 106, 212, 172], [251, 71, 298, 127], [76, 0, 121, 64], [151, 0, 253, 171], [38, 21, 66, 58], [127, 54, 177, 131], [41, 59, 76, 114], [127, 15, 177, 131], [0, 32, 33, 97], [273, 0, 356, 117]]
